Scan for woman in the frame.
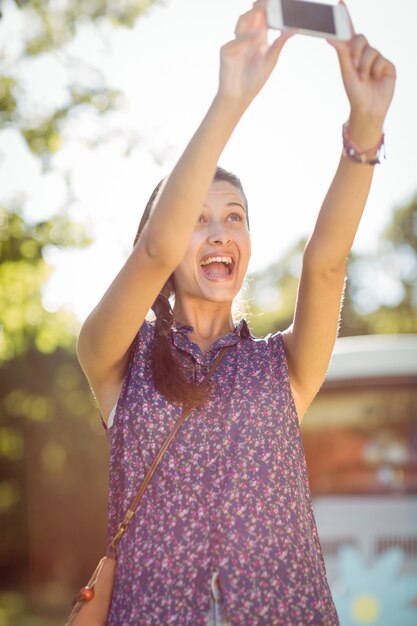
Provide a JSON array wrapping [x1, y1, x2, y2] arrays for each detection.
[[77, 1, 396, 624]]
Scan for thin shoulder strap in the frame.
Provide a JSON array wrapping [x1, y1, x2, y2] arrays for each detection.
[[108, 345, 229, 556]]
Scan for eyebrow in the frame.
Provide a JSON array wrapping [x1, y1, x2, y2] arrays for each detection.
[[226, 201, 246, 210], [203, 201, 246, 211]]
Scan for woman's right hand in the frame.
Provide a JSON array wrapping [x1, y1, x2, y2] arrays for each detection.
[[218, 0, 294, 106]]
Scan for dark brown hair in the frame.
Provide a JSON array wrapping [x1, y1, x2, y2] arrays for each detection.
[[134, 166, 249, 408]]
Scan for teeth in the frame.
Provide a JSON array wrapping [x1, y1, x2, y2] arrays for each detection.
[[201, 256, 233, 266]]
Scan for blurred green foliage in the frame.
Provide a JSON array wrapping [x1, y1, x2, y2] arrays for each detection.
[[0, 206, 90, 362], [0, 590, 62, 625], [1, 0, 159, 165], [0, 0, 160, 621], [0, 76, 16, 121], [0, 204, 106, 621]]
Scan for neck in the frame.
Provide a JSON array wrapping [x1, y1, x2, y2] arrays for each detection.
[[173, 298, 234, 344]]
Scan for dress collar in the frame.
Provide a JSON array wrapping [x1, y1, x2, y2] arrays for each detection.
[[171, 318, 250, 340], [170, 318, 251, 359]]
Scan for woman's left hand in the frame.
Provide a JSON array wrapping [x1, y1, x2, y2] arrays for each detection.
[[328, 18, 396, 123], [217, 0, 294, 108]]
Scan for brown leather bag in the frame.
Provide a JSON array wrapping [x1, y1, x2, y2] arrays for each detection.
[[65, 346, 229, 625]]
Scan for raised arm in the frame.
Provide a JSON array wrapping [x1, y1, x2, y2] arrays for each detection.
[[77, 4, 293, 420], [283, 26, 396, 421]]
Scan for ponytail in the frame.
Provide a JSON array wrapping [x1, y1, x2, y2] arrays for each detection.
[[150, 280, 211, 407]]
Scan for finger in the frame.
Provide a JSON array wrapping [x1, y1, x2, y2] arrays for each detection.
[[358, 46, 380, 80], [234, 5, 264, 36], [372, 56, 396, 81], [326, 38, 353, 76], [381, 58, 396, 79], [221, 32, 263, 57], [351, 34, 369, 69], [326, 37, 349, 55], [265, 28, 295, 66], [369, 55, 386, 81]]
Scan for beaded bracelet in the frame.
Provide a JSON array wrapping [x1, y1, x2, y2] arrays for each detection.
[[342, 121, 385, 165]]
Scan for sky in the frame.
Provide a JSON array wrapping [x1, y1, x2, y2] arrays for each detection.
[[1, 0, 417, 322]]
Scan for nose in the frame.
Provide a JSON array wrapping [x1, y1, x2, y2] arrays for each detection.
[[207, 222, 231, 246]]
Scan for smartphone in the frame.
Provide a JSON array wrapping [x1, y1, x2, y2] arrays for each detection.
[[267, 0, 353, 40]]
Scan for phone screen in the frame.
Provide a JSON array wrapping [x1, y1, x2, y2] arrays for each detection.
[[282, 0, 336, 34]]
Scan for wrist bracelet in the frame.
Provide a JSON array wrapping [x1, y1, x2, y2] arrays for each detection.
[[342, 121, 385, 165]]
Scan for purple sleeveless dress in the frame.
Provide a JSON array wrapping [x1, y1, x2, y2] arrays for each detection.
[[106, 319, 340, 626]]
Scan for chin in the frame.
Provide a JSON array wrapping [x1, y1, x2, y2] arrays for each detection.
[[200, 284, 242, 303]]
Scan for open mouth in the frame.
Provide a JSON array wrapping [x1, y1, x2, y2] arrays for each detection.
[[200, 255, 235, 279]]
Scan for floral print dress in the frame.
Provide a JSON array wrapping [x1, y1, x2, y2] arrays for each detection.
[[105, 319, 340, 626]]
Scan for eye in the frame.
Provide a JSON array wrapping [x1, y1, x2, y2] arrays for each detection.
[[226, 212, 243, 222], [197, 214, 207, 223]]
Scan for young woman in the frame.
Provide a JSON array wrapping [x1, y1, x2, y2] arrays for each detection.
[[77, 1, 396, 624]]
